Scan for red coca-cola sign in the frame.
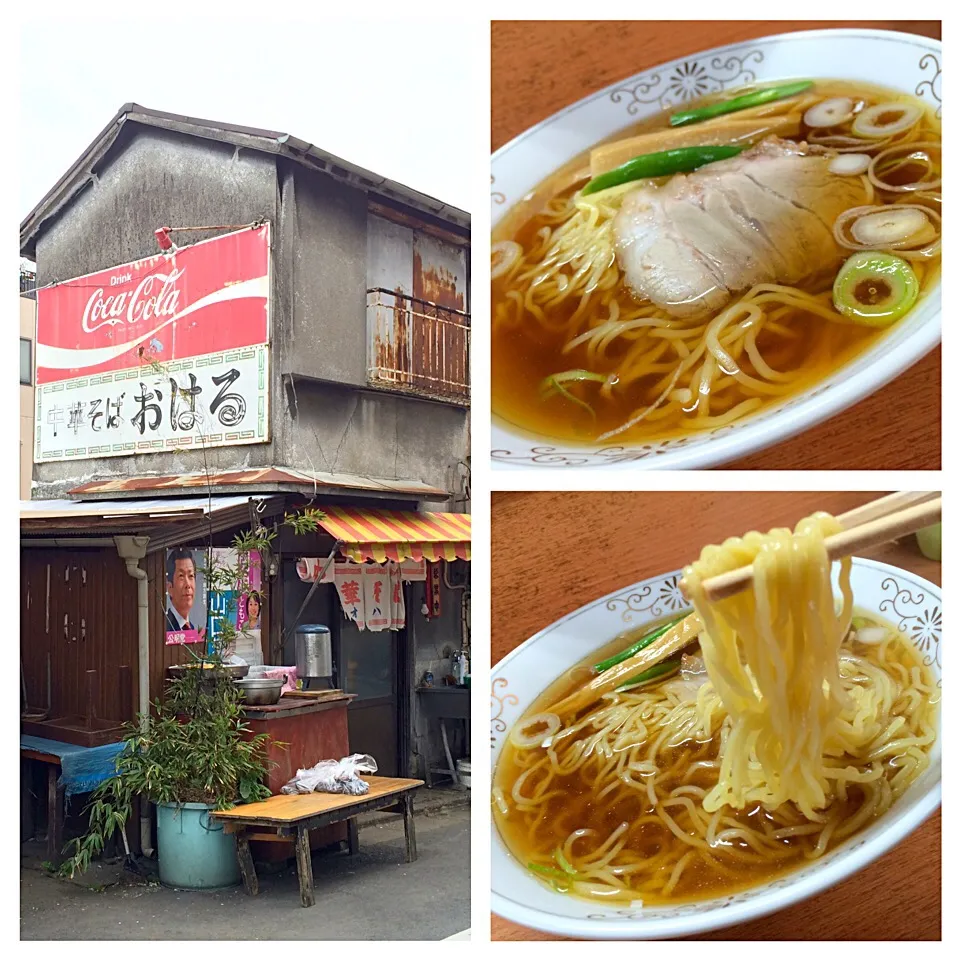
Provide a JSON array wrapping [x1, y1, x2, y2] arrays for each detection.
[[36, 224, 269, 385]]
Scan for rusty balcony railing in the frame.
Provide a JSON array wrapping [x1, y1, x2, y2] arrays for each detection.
[[366, 288, 470, 406]]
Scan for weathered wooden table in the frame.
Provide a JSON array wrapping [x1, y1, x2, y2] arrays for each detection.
[[211, 775, 424, 907], [20, 747, 65, 866], [20, 734, 130, 866]]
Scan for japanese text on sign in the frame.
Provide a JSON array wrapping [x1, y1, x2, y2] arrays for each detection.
[[37, 348, 268, 461]]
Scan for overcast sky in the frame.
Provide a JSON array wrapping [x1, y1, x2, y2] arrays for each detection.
[[20, 16, 474, 222]]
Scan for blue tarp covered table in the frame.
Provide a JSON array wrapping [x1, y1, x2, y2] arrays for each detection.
[[20, 734, 126, 865], [20, 735, 127, 797]]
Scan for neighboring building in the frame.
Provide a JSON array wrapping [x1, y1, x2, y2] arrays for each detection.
[[19, 105, 470, 786], [20, 267, 36, 500]]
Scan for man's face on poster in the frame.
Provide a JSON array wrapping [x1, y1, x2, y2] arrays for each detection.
[[167, 557, 196, 618]]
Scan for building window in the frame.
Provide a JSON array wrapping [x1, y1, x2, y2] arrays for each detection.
[[20, 339, 32, 385]]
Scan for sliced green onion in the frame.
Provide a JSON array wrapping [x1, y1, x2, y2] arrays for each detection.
[[554, 847, 577, 875], [669, 80, 814, 127], [617, 657, 682, 692], [581, 145, 744, 196], [509, 712, 561, 749], [541, 370, 608, 390], [804, 97, 855, 129], [540, 370, 608, 420], [832, 251, 919, 327], [594, 614, 687, 673], [528, 861, 573, 891], [852, 101, 923, 139]]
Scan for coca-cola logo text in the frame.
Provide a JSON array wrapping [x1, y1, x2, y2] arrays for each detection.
[[82, 267, 185, 334]]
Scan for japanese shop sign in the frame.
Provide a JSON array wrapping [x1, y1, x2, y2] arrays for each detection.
[[35, 225, 271, 462]]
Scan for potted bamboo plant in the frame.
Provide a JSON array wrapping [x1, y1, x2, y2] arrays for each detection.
[[60, 510, 323, 887]]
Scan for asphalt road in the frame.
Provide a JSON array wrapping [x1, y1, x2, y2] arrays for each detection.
[[21, 805, 470, 941]]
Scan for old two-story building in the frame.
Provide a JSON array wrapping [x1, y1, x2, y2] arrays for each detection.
[[19, 105, 471, 838]]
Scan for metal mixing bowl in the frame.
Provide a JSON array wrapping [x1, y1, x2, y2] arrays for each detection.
[[233, 677, 285, 706], [168, 662, 250, 680]]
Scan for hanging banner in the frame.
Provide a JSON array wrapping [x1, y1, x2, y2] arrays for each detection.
[[35, 224, 270, 463], [333, 564, 405, 632], [426, 561, 442, 619]]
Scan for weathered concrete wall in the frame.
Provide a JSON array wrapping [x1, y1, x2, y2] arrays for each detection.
[[283, 164, 368, 387], [34, 126, 278, 287], [280, 377, 468, 494], [409, 574, 470, 779]]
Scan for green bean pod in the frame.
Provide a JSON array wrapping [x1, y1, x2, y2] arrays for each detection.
[[616, 657, 682, 692], [594, 614, 687, 673], [581, 145, 744, 195], [669, 80, 814, 127]]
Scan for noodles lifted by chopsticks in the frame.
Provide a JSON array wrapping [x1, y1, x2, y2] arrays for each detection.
[[682, 513, 852, 818], [494, 510, 938, 905]]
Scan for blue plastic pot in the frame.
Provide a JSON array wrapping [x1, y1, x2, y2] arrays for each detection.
[[155, 801, 240, 889]]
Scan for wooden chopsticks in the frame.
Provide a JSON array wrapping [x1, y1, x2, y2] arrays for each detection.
[[679, 492, 941, 603], [834, 491, 940, 529]]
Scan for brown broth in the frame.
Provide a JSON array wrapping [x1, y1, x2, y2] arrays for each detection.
[[492, 79, 941, 445], [493, 611, 938, 905]]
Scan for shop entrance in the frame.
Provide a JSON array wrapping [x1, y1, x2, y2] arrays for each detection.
[[339, 622, 400, 777], [281, 560, 402, 777]]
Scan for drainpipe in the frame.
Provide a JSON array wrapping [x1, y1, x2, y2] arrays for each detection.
[[443, 560, 469, 653], [114, 535, 153, 857]]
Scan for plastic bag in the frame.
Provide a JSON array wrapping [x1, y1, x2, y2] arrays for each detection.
[[280, 753, 378, 796]]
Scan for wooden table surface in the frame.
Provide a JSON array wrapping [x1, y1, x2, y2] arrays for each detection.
[[491, 20, 941, 471], [491, 490, 941, 940], [212, 776, 424, 822]]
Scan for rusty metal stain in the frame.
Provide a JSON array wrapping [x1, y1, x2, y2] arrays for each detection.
[[372, 288, 413, 388], [411, 233, 468, 398], [365, 211, 469, 404], [413, 250, 465, 312], [70, 468, 290, 493], [393, 287, 411, 385], [368, 200, 469, 249], [67, 467, 448, 497]]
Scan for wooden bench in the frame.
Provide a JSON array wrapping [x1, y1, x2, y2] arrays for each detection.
[[210, 775, 424, 907]]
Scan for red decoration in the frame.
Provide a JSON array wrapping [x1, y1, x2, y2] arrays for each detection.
[[36, 224, 270, 385]]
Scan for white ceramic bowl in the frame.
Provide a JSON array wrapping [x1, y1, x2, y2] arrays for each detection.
[[491, 557, 942, 938], [491, 29, 942, 469]]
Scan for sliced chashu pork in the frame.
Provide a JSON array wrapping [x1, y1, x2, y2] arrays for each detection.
[[613, 137, 867, 319]]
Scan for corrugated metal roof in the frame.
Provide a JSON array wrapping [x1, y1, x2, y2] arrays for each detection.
[[20, 495, 285, 549], [21, 103, 469, 257], [67, 467, 448, 501], [20, 495, 252, 520]]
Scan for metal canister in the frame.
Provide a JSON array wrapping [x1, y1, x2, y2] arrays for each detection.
[[294, 624, 332, 678]]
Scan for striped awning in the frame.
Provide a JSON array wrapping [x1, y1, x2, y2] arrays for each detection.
[[317, 506, 471, 563]]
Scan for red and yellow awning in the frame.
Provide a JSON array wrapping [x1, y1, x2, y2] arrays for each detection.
[[317, 506, 471, 563]]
